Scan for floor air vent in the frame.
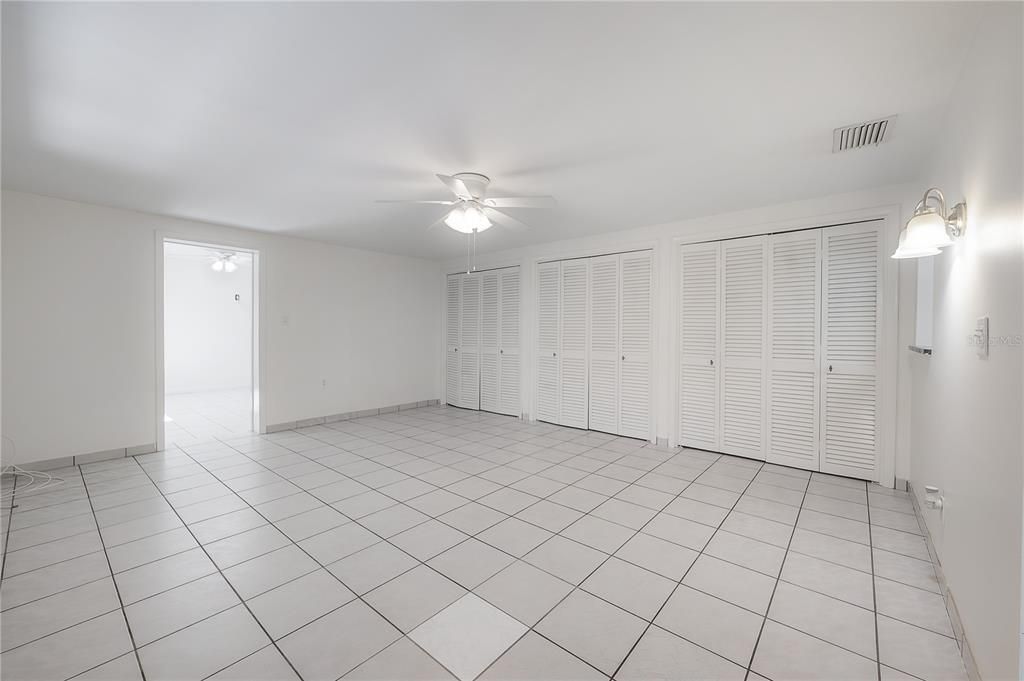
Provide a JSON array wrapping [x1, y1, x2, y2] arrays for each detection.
[[832, 116, 894, 153]]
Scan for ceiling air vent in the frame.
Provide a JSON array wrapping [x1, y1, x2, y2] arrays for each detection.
[[832, 116, 895, 153]]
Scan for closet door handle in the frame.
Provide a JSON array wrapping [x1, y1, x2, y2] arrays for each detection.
[[828, 364, 833, 372], [622, 355, 626, 361], [553, 352, 557, 357], [709, 359, 714, 366], [500, 349, 504, 354]]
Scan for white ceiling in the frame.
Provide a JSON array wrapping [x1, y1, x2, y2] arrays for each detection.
[[2, 2, 984, 258]]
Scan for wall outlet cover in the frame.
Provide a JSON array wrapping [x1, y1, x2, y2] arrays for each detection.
[[975, 316, 989, 358]]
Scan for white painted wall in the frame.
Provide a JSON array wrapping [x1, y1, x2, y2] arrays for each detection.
[[164, 247, 253, 395], [1, 191, 441, 464], [906, 5, 1023, 679], [442, 183, 917, 485]]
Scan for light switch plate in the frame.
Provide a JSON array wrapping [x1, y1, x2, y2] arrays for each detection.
[[975, 316, 989, 358]]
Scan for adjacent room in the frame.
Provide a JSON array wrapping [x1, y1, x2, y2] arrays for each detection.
[[1, 3, 1020, 681]]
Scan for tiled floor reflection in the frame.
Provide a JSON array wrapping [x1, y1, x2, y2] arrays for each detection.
[[0, 406, 966, 681]]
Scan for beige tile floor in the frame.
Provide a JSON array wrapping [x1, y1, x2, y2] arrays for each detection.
[[0, 406, 967, 681]]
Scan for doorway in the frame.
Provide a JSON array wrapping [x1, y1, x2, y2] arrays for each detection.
[[160, 240, 258, 448]]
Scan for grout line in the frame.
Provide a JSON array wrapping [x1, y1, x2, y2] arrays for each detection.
[[0, 473, 21, 582], [866, 480, 882, 681], [741, 470, 811, 681], [77, 467, 149, 681]]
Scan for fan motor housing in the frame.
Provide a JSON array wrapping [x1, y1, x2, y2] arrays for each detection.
[[452, 172, 490, 198]]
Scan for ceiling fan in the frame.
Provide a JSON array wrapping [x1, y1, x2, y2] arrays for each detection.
[[377, 172, 556, 234]]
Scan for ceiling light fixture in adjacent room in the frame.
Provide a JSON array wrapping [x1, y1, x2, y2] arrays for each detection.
[[211, 253, 238, 272], [891, 187, 967, 259]]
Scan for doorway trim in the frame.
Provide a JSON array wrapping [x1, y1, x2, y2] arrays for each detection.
[[155, 235, 263, 452]]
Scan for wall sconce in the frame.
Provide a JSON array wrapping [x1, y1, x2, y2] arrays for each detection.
[[891, 187, 967, 259]]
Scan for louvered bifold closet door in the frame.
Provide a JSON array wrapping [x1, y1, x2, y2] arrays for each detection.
[[559, 260, 590, 429], [536, 262, 561, 424], [721, 237, 767, 459], [479, 271, 501, 414], [820, 223, 881, 480], [497, 268, 522, 417], [679, 243, 721, 450], [618, 251, 653, 440], [766, 230, 821, 470], [588, 255, 620, 434], [459, 274, 481, 410], [446, 275, 461, 407]]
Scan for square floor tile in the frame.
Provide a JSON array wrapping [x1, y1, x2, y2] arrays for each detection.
[[703, 530, 786, 577], [278, 599, 401, 681], [297, 521, 381, 564], [359, 504, 430, 538], [344, 637, 455, 680], [872, 548, 939, 593], [614, 533, 697, 580], [205, 525, 291, 570], [428, 539, 514, 589], [138, 605, 269, 681], [1, 551, 112, 610], [125, 573, 239, 646], [479, 631, 605, 681], [329, 541, 419, 594], [789, 528, 872, 572], [562, 515, 635, 554], [274, 505, 348, 542], [874, 576, 953, 637], [581, 557, 674, 621], [781, 552, 874, 610], [617, 626, 746, 681], [365, 565, 466, 632], [223, 545, 319, 599], [877, 614, 966, 681], [115, 548, 217, 604], [476, 560, 574, 626], [438, 502, 508, 535], [0, 610, 133, 681], [390, 520, 469, 561], [514, 500, 583, 533], [410, 594, 527, 681], [642, 514, 715, 551], [524, 536, 606, 585], [682, 555, 776, 614], [208, 645, 300, 680], [768, 581, 876, 659], [655, 584, 762, 665], [477, 517, 553, 557], [536, 589, 647, 676], [247, 569, 355, 639], [1, 577, 121, 652], [752, 620, 877, 681]]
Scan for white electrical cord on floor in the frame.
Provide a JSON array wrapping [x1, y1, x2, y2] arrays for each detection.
[[1, 436, 65, 504]]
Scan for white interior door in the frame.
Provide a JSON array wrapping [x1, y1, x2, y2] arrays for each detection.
[[459, 274, 481, 410], [820, 223, 882, 480], [679, 243, 721, 450], [559, 259, 589, 429], [618, 251, 653, 440], [720, 236, 767, 460], [480, 270, 501, 413], [766, 230, 821, 470], [498, 267, 522, 417], [588, 255, 620, 434], [536, 261, 561, 423], [446, 274, 461, 407]]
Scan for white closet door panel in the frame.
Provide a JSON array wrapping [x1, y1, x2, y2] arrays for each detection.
[[679, 243, 720, 450], [480, 272, 501, 413], [446, 275, 461, 406], [559, 260, 589, 429], [619, 251, 653, 440], [497, 268, 521, 417], [459, 274, 481, 410], [721, 237, 766, 459], [588, 255, 619, 434], [766, 231, 820, 470], [536, 262, 561, 423], [821, 223, 881, 479]]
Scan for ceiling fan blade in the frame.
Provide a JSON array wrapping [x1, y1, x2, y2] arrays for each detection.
[[484, 207, 529, 232], [483, 196, 557, 209], [436, 174, 473, 200], [375, 199, 456, 205]]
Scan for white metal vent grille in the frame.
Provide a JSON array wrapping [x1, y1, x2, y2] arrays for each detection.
[[832, 116, 894, 153]]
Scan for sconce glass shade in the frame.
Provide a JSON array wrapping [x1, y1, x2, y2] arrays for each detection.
[[445, 203, 493, 234], [906, 207, 954, 249], [891, 226, 941, 259]]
